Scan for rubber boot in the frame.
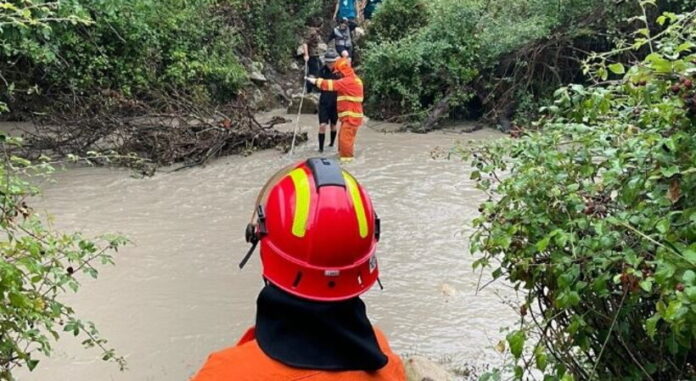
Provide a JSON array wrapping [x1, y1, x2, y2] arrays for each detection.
[[329, 130, 337, 147], [318, 133, 326, 153]]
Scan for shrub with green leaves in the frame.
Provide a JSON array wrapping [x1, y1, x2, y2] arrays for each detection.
[[361, 0, 480, 121], [467, 9, 696, 380], [0, 134, 127, 378], [361, 0, 645, 123], [364, 0, 428, 44], [226, 0, 321, 64], [1, 0, 247, 107], [1, 6, 127, 377]]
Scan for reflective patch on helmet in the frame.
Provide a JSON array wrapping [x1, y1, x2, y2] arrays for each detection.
[[369, 255, 377, 273], [289, 168, 311, 237], [324, 269, 340, 277], [342, 171, 368, 238]]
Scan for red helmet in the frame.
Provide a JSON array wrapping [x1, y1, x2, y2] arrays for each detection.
[[240, 158, 381, 301]]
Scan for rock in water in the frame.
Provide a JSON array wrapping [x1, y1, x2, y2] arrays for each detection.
[[404, 356, 455, 381], [287, 93, 319, 114], [439, 283, 457, 297]]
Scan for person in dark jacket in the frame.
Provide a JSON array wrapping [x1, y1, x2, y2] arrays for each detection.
[[317, 51, 340, 153]]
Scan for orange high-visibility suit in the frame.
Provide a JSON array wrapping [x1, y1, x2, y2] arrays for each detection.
[[191, 327, 406, 381], [315, 58, 363, 159]]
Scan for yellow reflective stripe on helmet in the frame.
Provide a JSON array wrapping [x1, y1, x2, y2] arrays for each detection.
[[342, 172, 368, 238], [337, 96, 364, 102], [338, 111, 364, 118], [327, 80, 334, 91], [289, 168, 311, 237]]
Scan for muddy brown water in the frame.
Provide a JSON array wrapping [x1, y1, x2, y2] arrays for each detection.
[[15, 113, 517, 380]]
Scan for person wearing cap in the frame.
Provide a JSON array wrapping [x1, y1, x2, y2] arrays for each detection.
[[327, 17, 353, 60], [191, 158, 405, 381], [317, 51, 340, 153], [306, 58, 364, 162]]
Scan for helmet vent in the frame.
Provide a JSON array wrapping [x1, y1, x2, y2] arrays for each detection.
[[327, 281, 336, 288], [292, 272, 303, 288]]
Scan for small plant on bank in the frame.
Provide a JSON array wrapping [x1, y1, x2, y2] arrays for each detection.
[[466, 8, 696, 381], [0, 134, 127, 379], [2, 6, 125, 378]]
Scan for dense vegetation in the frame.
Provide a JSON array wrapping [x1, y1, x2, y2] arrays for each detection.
[[0, 4, 129, 378], [467, 8, 695, 380], [1, 0, 325, 115], [3, 1, 696, 379], [362, 0, 696, 129]]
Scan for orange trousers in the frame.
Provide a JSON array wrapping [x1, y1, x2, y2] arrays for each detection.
[[338, 121, 360, 158]]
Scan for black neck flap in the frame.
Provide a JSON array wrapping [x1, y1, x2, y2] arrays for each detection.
[[254, 284, 388, 371]]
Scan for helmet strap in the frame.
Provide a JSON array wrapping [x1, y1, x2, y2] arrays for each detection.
[[239, 205, 267, 269], [239, 240, 258, 269]]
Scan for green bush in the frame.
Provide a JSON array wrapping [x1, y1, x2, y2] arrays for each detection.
[[0, 136, 127, 378], [467, 10, 696, 380], [365, 0, 428, 44], [361, 0, 480, 121], [0, 6, 127, 377], [361, 0, 641, 123], [227, 0, 321, 64], [2, 0, 247, 106]]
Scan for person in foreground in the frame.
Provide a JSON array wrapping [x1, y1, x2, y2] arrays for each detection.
[[306, 58, 363, 163], [191, 158, 405, 381]]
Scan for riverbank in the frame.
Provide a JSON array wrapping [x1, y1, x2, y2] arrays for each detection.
[[15, 114, 515, 380]]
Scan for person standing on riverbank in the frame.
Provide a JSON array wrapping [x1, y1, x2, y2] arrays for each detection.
[[333, 0, 360, 22], [327, 18, 354, 60], [191, 158, 405, 381], [306, 58, 363, 162], [302, 24, 324, 93], [317, 51, 340, 153]]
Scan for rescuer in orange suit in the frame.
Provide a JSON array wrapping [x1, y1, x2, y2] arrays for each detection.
[[306, 58, 363, 163], [191, 158, 405, 381]]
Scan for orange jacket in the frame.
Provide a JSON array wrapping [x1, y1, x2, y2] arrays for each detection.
[[191, 327, 405, 381], [316, 58, 364, 126]]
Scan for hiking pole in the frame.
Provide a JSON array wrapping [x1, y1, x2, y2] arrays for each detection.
[[289, 61, 309, 156]]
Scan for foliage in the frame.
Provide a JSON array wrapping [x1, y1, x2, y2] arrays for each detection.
[[361, 0, 642, 123], [466, 9, 696, 380], [364, 0, 428, 44], [0, 134, 127, 378], [1, 0, 247, 109], [0, 1, 88, 112], [225, 0, 322, 64], [1, 4, 126, 377], [362, 0, 480, 121]]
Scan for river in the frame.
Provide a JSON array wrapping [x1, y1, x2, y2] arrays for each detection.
[[17, 112, 517, 380]]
